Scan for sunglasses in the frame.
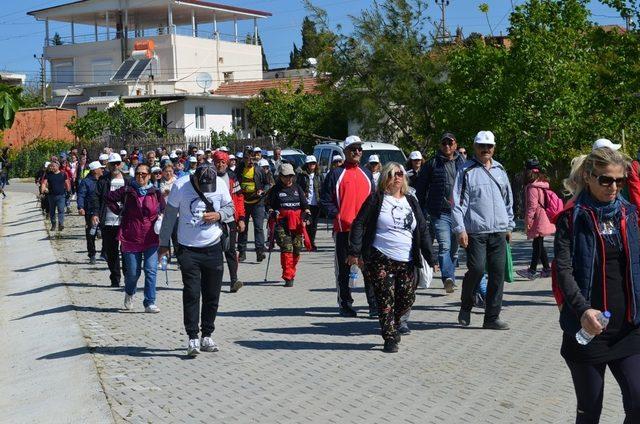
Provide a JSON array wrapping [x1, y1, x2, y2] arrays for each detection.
[[592, 173, 625, 187], [441, 139, 455, 146], [477, 144, 494, 150], [136, 172, 149, 177], [392, 170, 405, 178], [347, 147, 363, 152]]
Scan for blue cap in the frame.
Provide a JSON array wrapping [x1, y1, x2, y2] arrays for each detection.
[[603, 311, 611, 318]]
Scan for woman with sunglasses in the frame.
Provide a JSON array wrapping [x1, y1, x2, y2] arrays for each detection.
[[349, 162, 435, 353], [554, 147, 640, 423], [265, 163, 311, 287], [105, 163, 165, 312]]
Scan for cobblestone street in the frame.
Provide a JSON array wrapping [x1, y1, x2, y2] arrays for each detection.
[[2, 186, 626, 423]]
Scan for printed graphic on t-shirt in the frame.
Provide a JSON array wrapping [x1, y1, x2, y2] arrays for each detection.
[[391, 203, 414, 231], [188, 197, 213, 228]]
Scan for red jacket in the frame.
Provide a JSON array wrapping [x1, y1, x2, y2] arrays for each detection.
[[227, 170, 245, 222], [629, 160, 640, 211]]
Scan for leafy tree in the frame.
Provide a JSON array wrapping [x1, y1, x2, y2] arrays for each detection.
[[479, 3, 495, 36], [245, 80, 346, 151], [289, 16, 335, 68], [599, 0, 640, 29], [0, 83, 24, 129], [66, 99, 167, 149]]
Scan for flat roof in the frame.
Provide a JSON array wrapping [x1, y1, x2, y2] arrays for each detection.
[[28, 0, 271, 25]]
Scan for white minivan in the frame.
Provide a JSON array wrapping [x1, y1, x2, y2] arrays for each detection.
[[313, 140, 406, 175]]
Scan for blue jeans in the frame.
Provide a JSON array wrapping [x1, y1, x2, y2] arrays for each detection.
[[122, 246, 158, 307], [47, 194, 66, 226], [431, 213, 459, 284]]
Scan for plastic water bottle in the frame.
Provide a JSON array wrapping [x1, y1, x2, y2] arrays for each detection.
[[160, 256, 168, 272], [348, 264, 359, 288], [576, 311, 611, 345], [89, 223, 98, 236]]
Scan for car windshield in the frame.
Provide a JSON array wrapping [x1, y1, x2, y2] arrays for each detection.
[[361, 150, 407, 165], [282, 154, 306, 169]]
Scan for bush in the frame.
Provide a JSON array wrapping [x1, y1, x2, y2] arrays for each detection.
[[9, 138, 74, 178]]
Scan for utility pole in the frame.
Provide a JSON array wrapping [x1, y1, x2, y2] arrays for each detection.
[[434, 0, 452, 45], [34, 54, 47, 104]]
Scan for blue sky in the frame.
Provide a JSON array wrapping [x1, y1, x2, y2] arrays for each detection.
[[0, 0, 625, 87]]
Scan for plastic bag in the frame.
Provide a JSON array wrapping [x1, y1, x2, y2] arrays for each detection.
[[416, 254, 433, 289], [505, 243, 515, 283], [154, 214, 163, 235]]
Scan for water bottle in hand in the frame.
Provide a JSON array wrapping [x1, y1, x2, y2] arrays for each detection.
[[89, 223, 98, 236], [348, 264, 359, 288], [160, 256, 168, 272], [576, 311, 611, 345]]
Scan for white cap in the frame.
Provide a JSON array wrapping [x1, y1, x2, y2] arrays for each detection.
[[98, 153, 109, 161], [151, 166, 162, 173], [189, 156, 197, 163], [196, 149, 205, 156], [332, 155, 343, 162], [305, 155, 317, 164], [161, 155, 170, 161], [474, 130, 496, 145], [175, 148, 182, 153], [258, 158, 269, 167], [219, 146, 229, 152], [592, 138, 621, 151], [368, 154, 380, 163], [205, 147, 212, 152], [108, 153, 122, 163], [44, 161, 51, 167], [119, 149, 127, 156], [169, 152, 178, 159], [253, 146, 263, 153], [229, 154, 236, 160], [343, 135, 363, 149], [409, 151, 423, 160], [237, 152, 244, 158], [89, 161, 105, 171]]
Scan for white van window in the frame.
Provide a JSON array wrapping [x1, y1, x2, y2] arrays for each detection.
[[318, 148, 332, 174]]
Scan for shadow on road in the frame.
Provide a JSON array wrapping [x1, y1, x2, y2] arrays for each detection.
[[13, 304, 123, 320], [235, 340, 378, 351], [37, 345, 188, 360]]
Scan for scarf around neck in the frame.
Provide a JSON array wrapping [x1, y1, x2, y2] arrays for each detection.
[[131, 180, 153, 196], [578, 190, 623, 249]]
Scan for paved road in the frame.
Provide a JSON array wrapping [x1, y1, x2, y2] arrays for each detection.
[[1, 182, 626, 423]]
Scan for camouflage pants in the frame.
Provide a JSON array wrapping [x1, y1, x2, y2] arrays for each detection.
[[363, 248, 416, 341], [275, 224, 302, 255], [275, 224, 302, 281]]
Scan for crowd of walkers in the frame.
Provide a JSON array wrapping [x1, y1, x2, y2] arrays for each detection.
[[31, 133, 640, 422]]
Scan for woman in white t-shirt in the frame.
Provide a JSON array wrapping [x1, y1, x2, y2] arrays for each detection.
[[348, 162, 436, 353]]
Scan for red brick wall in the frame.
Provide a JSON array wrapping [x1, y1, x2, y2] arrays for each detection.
[[3, 108, 76, 149]]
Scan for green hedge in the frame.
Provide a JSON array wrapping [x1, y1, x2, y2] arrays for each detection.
[[9, 138, 74, 178]]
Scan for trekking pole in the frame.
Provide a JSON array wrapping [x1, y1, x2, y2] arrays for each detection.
[[264, 211, 277, 282]]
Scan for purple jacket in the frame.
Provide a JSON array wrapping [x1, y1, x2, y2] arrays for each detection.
[[105, 185, 165, 253]]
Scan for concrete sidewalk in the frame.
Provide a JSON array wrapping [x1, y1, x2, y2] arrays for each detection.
[[0, 188, 114, 423]]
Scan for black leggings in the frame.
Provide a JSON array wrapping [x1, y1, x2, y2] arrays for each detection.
[[529, 236, 550, 272], [566, 354, 640, 423]]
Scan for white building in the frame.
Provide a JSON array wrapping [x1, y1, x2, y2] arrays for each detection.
[[28, 0, 271, 137]]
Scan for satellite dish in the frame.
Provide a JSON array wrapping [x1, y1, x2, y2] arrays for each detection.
[[196, 72, 213, 92]]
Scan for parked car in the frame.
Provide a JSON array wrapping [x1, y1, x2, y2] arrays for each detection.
[[265, 148, 306, 169], [313, 140, 407, 174]]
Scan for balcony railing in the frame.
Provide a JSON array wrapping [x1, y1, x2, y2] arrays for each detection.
[[46, 25, 258, 47]]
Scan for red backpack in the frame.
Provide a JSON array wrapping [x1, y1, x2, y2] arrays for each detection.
[[539, 187, 564, 221]]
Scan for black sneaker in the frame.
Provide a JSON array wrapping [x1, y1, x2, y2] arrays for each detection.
[[238, 252, 246, 262], [458, 309, 471, 327], [284, 279, 294, 287], [383, 339, 399, 353], [339, 303, 357, 318], [51, 223, 56, 231], [398, 323, 411, 335], [256, 251, 266, 262], [89, 256, 96, 265], [110, 282, 120, 288], [483, 319, 510, 330], [230, 280, 243, 293], [58, 225, 65, 231]]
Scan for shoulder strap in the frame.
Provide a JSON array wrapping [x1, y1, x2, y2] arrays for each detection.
[[459, 163, 480, 205], [190, 175, 216, 212], [475, 160, 509, 205]]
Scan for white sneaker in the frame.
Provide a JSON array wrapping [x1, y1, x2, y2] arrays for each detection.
[[187, 339, 200, 356], [201, 337, 220, 352], [124, 294, 134, 310], [144, 304, 160, 313]]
